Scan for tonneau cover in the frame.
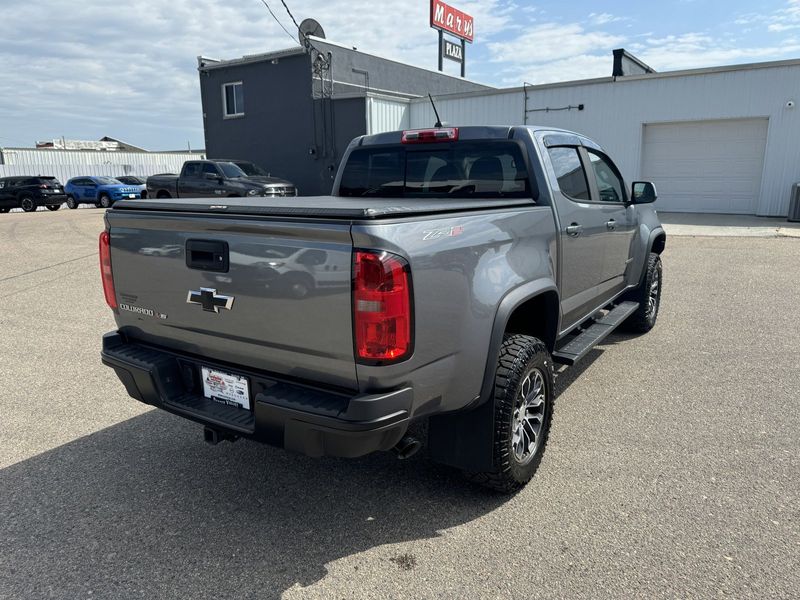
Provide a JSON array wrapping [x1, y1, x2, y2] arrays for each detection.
[[113, 195, 534, 219]]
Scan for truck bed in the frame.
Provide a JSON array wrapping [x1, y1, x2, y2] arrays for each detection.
[[115, 195, 536, 219]]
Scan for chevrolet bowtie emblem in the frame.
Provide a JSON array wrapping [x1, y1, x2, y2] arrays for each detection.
[[186, 288, 234, 313]]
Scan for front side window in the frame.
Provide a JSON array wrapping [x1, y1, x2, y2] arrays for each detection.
[[202, 163, 221, 176], [223, 82, 244, 117], [547, 147, 590, 201], [587, 150, 625, 203], [218, 162, 246, 178]]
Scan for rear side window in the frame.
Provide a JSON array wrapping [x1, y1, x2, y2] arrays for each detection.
[[547, 147, 590, 201], [339, 141, 532, 199]]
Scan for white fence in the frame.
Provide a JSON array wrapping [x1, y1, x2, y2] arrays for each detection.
[[0, 162, 183, 184]]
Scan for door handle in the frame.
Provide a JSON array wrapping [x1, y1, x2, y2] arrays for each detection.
[[606, 219, 617, 230], [566, 223, 583, 237]]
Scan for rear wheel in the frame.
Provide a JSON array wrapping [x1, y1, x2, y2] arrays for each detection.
[[46, 204, 61, 211], [465, 334, 554, 493], [66, 196, 79, 209], [20, 196, 36, 212], [622, 253, 662, 333]]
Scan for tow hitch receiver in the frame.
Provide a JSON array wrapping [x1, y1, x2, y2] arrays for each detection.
[[203, 426, 239, 445]]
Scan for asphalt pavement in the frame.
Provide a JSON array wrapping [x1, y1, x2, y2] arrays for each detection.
[[0, 208, 798, 599]]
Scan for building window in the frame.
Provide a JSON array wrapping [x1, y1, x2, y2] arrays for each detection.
[[222, 82, 244, 118]]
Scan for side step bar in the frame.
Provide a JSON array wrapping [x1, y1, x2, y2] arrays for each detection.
[[552, 301, 639, 365]]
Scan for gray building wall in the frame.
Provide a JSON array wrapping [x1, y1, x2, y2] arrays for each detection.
[[310, 38, 490, 98], [201, 52, 334, 195], [199, 40, 491, 195]]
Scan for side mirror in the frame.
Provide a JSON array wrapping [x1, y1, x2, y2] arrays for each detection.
[[204, 172, 221, 181], [631, 181, 657, 204]]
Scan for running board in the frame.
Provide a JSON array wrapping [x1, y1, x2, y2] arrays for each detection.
[[552, 301, 639, 366]]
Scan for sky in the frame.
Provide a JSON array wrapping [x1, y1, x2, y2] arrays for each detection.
[[1, 0, 799, 150]]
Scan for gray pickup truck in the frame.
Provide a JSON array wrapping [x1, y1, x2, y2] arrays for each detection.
[[146, 159, 296, 200], [100, 126, 665, 492]]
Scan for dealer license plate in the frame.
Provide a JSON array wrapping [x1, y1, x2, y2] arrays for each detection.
[[201, 366, 250, 410]]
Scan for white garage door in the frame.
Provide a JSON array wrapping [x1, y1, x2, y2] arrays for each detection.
[[641, 118, 768, 214]]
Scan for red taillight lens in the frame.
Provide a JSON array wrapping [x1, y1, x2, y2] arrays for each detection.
[[99, 231, 117, 309], [401, 127, 459, 144], [353, 250, 412, 362]]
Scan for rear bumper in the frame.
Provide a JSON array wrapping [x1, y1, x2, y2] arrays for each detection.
[[37, 194, 67, 205], [100, 332, 411, 458]]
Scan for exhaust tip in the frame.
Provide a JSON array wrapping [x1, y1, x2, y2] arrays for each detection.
[[392, 435, 422, 460]]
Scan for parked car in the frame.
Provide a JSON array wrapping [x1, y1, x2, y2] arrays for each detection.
[[115, 176, 147, 198], [0, 176, 66, 212], [64, 176, 143, 209], [146, 160, 296, 199], [217, 160, 297, 195], [100, 125, 665, 493]]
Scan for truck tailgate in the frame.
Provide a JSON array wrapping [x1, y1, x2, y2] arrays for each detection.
[[106, 210, 357, 390]]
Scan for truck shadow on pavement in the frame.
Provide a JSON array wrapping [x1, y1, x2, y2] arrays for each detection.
[[1, 345, 612, 598], [1, 409, 506, 598]]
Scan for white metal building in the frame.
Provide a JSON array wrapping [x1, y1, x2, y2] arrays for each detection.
[[368, 57, 800, 217], [0, 147, 205, 185]]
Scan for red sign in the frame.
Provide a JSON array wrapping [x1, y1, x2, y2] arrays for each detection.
[[430, 0, 474, 43]]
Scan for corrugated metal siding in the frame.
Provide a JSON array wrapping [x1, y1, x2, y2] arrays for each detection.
[[367, 96, 410, 134], [0, 150, 203, 185], [407, 65, 800, 216]]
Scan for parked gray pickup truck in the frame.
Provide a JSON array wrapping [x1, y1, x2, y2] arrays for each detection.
[[100, 126, 665, 492], [146, 159, 296, 200]]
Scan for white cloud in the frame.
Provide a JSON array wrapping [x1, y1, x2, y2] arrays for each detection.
[[589, 12, 624, 26], [3, 1, 800, 148], [734, 0, 800, 33]]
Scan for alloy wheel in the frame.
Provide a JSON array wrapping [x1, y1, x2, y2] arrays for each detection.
[[511, 368, 547, 466]]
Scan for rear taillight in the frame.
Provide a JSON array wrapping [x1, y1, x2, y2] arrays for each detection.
[[401, 127, 459, 144], [353, 250, 412, 363], [99, 231, 117, 309]]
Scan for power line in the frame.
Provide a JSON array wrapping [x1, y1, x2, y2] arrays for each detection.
[[259, 0, 298, 43], [279, 0, 301, 31]]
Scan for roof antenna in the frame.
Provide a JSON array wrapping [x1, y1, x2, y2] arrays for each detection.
[[428, 93, 443, 128]]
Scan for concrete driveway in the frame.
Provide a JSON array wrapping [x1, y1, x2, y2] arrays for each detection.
[[1, 209, 798, 599]]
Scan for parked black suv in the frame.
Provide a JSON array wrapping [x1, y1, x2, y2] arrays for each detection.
[[0, 176, 66, 212]]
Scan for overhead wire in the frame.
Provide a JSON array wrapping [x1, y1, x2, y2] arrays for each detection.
[[258, 0, 299, 44]]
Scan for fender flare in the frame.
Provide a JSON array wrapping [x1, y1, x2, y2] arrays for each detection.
[[636, 226, 667, 286], [477, 278, 560, 407], [428, 278, 560, 472]]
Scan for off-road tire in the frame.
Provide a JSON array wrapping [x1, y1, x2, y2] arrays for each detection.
[[465, 334, 555, 494], [66, 196, 79, 209], [622, 252, 662, 333], [46, 204, 60, 211], [99, 194, 113, 209], [20, 196, 36, 212]]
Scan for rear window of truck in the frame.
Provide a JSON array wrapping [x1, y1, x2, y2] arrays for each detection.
[[339, 141, 532, 199]]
